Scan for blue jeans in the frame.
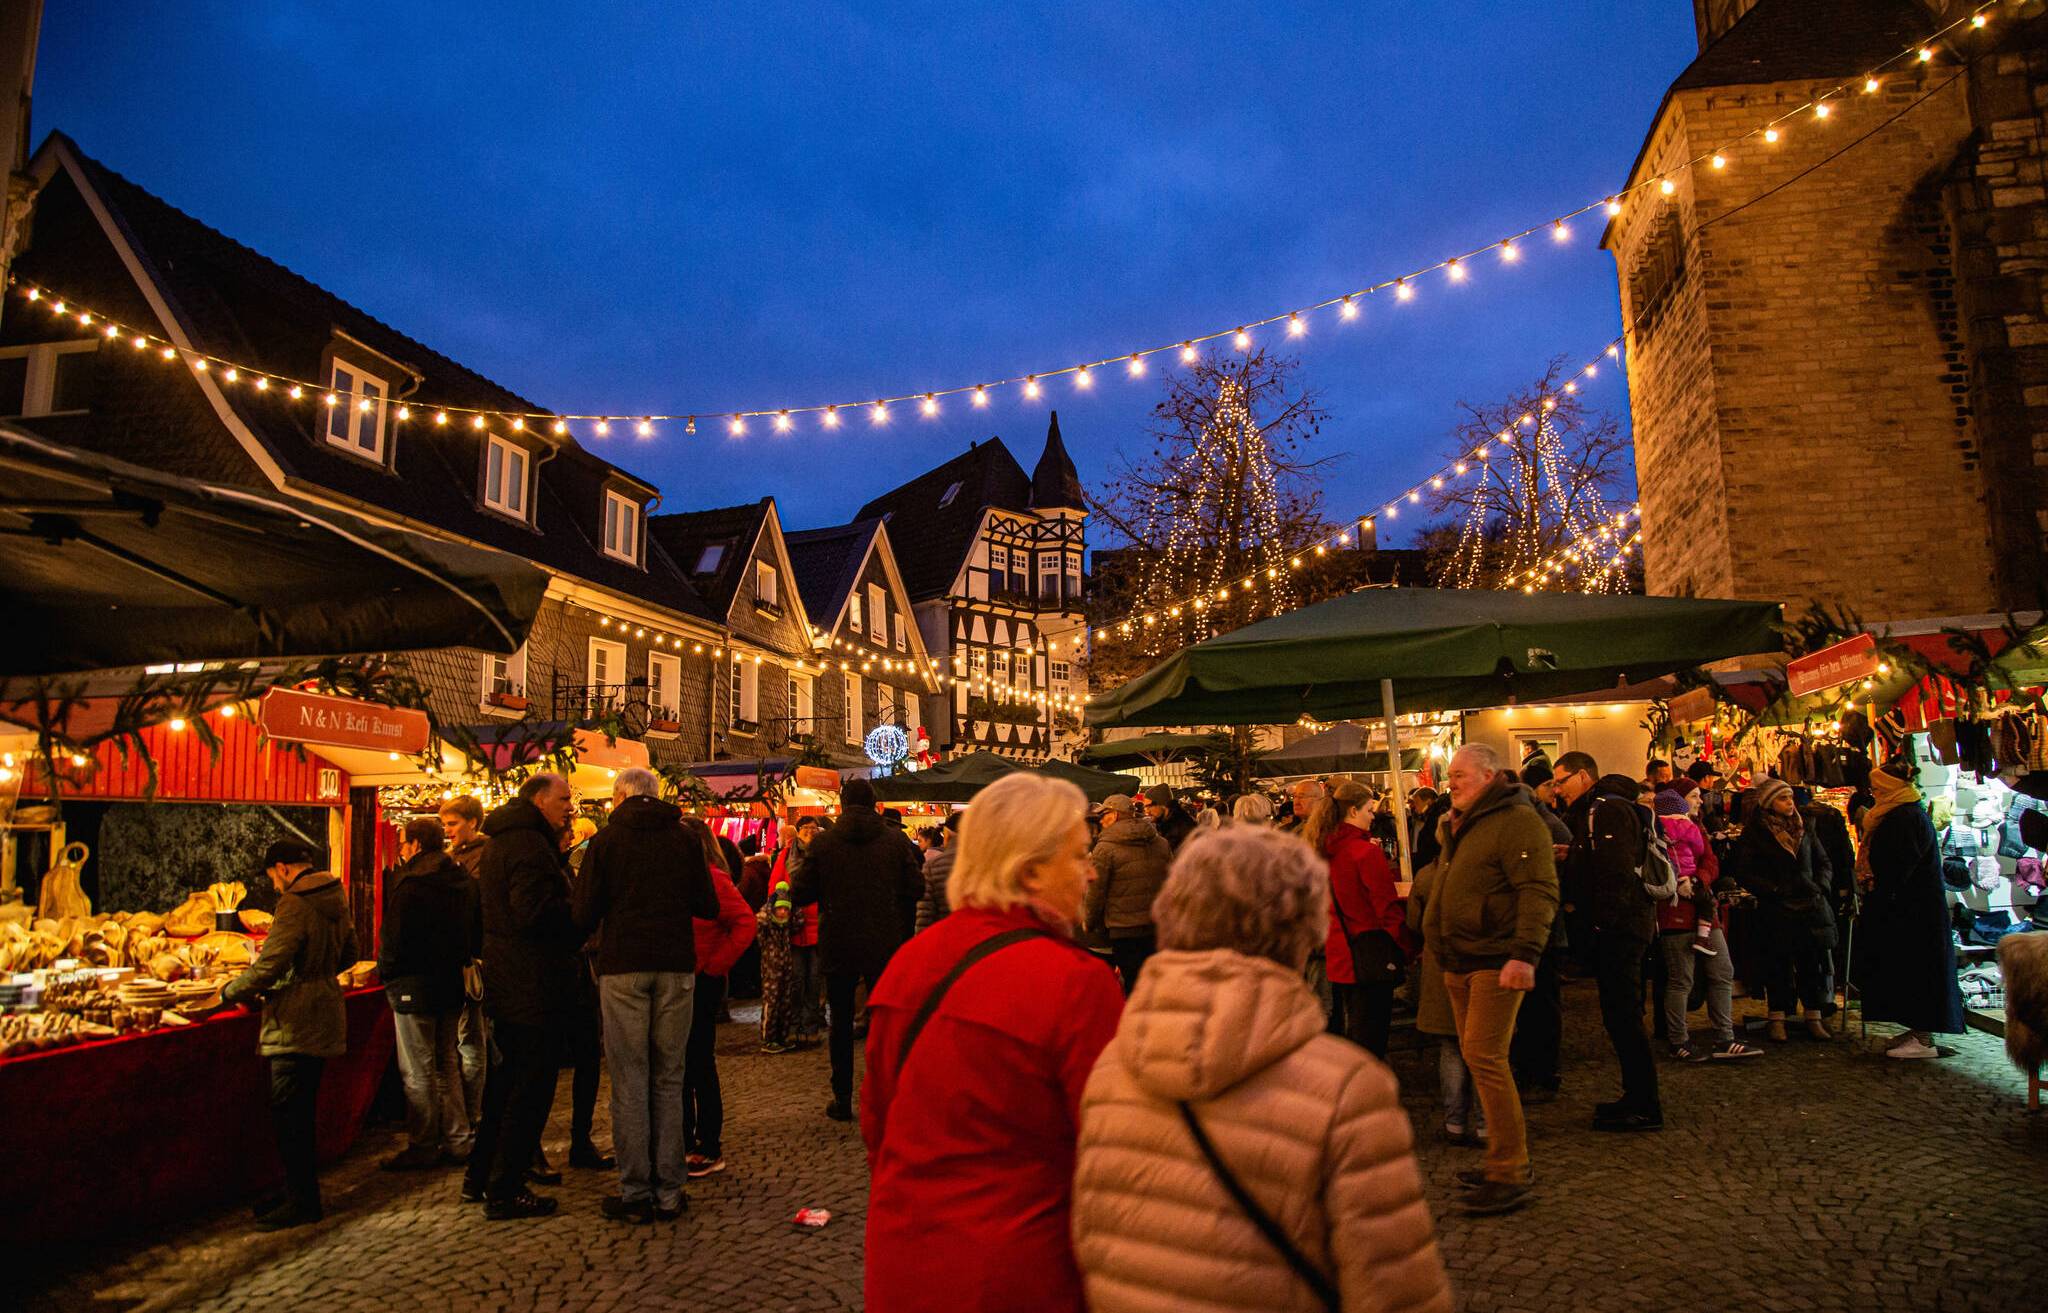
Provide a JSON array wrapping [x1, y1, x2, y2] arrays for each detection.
[[1439, 1039, 1486, 1136], [598, 972, 695, 1210], [392, 1006, 470, 1154]]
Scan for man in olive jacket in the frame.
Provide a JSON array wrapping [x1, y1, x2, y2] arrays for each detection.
[[792, 777, 922, 1121], [1085, 794, 1173, 993], [1420, 743, 1558, 1217], [221, 839, 359, 1230]]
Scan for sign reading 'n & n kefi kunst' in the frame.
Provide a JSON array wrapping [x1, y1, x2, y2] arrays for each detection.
[[259, 688, 431, 756]]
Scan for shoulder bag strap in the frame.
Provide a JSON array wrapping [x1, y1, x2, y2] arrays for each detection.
[[894, 927, 1049, 1080], [1178, 1102, 1341, 1313]]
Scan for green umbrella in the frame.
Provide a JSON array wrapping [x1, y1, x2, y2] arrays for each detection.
[[1035, 756, 1147, 801], [1252, 723, 1425, 778], [1086, 587, 1783, 729], [870, 750, 1140, 804], [1076, 732, 1229, 769]]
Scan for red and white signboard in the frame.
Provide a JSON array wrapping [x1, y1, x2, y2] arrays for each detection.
[[260, 688, 431, 756], [1785, 634, 1881, 698]]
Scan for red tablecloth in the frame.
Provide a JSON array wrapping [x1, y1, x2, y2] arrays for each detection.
[[2, 987, 393, 1248]]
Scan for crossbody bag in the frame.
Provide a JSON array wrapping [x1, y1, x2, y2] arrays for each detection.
[[1179, 1102, 1340, 1312], [872, 926, 1049, 1140]]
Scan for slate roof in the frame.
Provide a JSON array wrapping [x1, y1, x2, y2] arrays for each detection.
[[855, 437, 1033, 601], [1028, 412, 1085, 511], [1671, 0, 1934, 94], [10, 133, 715, 624], [646, 499, 772, 614], [784, 519, 882, 629]]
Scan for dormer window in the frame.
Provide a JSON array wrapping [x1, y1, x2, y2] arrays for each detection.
[[325, 360, 388, 461], [602, 489, 641, 565], [755, 560, 779, 606], [483, 433, 529, 520], [938, 481, 962, 508], [693, 541, 729, 574]]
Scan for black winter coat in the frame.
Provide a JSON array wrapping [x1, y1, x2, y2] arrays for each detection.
[[477, 798, 584, 1027], [792, 807, 922, 977], [915, 847, 954, 935], [572, 794, 719, 976], [1803, 802, 1859, 924], [1858, 805, 1965, 1034], [1564, 775, 1658, 941], [1732, 822, 1838, 954], [379, 849, 479, 1014], [1151, 802, 1197, 852]]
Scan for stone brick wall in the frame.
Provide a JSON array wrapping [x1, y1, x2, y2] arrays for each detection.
[[1609, 72, 1995, 621]]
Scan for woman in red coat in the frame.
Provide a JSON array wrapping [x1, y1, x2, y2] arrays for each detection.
[[1305, 780, 1413, 1056], [861, 773, 1125, 1313]]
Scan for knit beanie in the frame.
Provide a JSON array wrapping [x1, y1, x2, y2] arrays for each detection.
[[1520, 757, 1554, 789], [1752, 777, 1792, 814], [1653, 790, 1690, 817]]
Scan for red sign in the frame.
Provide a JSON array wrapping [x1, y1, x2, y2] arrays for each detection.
[[793, 765, 842, 793], [1785, 634, 1881, 698], [260, 688, 430, 755]]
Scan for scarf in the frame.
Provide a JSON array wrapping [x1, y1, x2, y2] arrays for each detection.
[[1753, 777, 1804, 856], [1854, 766, 1922, 882]]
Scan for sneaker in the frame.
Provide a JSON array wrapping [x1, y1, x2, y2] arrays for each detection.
[[824, 1097, 853, 1122], [1459, 1181, 1532, 1216], [484, 1190, 558, 1221], [1711, 1040, 1763, 1060], [459, 1180, 486, 1205], [1692, 938, 1718, 957], [600, 1195, 653, 1224], [570, 1142, 617, 1171], [687, 1155, 728, 1179], [1885, 1038, 1941, 1060], [1668, 1043, 1709, 1063], [760, 1041, 794, 1055]]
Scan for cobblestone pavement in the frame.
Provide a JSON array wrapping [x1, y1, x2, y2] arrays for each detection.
[[23, 985, 2048, 1312]]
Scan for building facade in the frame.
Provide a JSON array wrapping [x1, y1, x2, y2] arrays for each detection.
[[857, 416, 1088, 760], [1606, 0, 2048, 621]]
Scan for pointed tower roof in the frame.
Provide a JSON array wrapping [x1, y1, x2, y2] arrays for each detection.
[[1029, 412, 1085, 511]]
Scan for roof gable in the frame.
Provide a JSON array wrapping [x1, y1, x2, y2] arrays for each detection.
[[648, 499, 771, 614], [1671, 0, 1932, 95], [784, 519, 881, 631], [854, 437, 1033, 600]]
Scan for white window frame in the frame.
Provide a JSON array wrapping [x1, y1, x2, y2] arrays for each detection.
[[868, 585, 887, 645], [992, 650, 1010, 691], [484, 434, 530, 520], [647, 651, 681, 719], [893, 609, 907, 652], [324, 358, 389, 462], [1039, 553, 1061, 602], [602, 489, 642, 565], [1051, 659, 1072, 686], [755, 559, 779, 608], [788, 670, 815, 737], [848, 588, 863, 633], [588, 637, 626, 691], [903, 690, 921, 733], [844, 672, 863, 745], [0, 339, 99, 417], [481, 644, 528, 708], [730, 658, 760, 730], [1065, 551, 1083, 603]]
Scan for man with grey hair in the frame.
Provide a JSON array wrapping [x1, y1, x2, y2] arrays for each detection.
[[574, 766, 719, 1222], [1421, 742, 1558, 1218]]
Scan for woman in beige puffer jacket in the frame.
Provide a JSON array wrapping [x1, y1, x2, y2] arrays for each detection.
[[1073, 826, 1452, 1313]]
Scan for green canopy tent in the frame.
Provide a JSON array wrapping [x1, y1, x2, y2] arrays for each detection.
[[1253, 723, 1425, 779], [1076, 732, 1229, 771], [869, 750, 1141, 804], [1087, 587, 1784, 876]]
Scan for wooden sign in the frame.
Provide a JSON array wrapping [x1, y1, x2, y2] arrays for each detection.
[[1785, 634, 1881, 698], [260, 688, 430, 756], [793, 765, 842, 793]]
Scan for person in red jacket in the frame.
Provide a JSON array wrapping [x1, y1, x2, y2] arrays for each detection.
[[861, 772, 1124, 1313], [681, 816, 757, 1178], [1304, 780, 1414, 1057], [772, 816, 825, 1039]]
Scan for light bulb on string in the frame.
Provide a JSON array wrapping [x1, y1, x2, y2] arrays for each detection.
[[972, 386, 989, 407], [595, 419, 610, 436], [774, 411, 793, 433], [1499, 242, 1518, 263], [1287, 313, 1306, 335], [871, 402, 888, 424], [1023, 377, 1041, 399], [1074, 367, 1092, 389], [921, 394, 938, 416], [1126, 354, 1145, 377], [1180, 342, 1198, 361], [1233, 328, 1251, 350]]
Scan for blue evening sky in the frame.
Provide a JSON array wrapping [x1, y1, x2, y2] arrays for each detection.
[[35, 2, 1699, 545]]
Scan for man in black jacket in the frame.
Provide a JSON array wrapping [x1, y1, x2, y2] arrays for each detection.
[[794, 777, 922, 1121], [379, 816, 481, 1172], [1554, 751, 1663, 1132], [573, 767, 718, 1222], [465, 772, 583, 1219], [1141, 784, 1197, 851]]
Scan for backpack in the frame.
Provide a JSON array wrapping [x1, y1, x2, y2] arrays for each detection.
[[1637, 809, 1680, 902]]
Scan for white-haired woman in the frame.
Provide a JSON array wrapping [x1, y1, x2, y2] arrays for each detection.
[[1073, 827, 1452, 1313], [861, 772, 1125, 1313], [1230, 792, 1275, 826]]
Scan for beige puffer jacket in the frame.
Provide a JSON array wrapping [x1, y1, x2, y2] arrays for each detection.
[[1073, 948, 1452, 1313]]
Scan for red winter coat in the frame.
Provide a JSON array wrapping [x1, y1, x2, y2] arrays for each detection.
[[693, 863, 758, 978], [1324, 822, 1415, 985], [1654, 814, 1719, 933], [861, 903, 1125, 1313]]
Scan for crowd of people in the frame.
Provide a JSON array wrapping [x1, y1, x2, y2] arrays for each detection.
[[202, 730, 1971, 1308]]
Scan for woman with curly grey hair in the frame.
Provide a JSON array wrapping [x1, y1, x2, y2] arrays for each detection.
[[1072, 827, 1451, 1313]]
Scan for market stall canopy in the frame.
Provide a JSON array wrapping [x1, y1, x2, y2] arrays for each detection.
[[1086, 587, 1785, 729], [1077, 732, 1230, 769], [870, 751, 1140, 804], [1253, 722, 1426, 778], [0, 425, 547, 676]]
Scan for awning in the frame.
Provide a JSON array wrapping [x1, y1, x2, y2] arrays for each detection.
[[870, 750, 1141, 804], [1253, 723, 1427, 778], [1077, 732, 1229, 769], [0, 424, 546, 676], [1086, 587, 1785, 728]]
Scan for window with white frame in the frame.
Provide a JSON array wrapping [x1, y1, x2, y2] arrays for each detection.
[[1040, 553, 1061, 603], [730, 658, 760, 729], [788, 670, 814, 737], [483, 434, 529, 519], [992, 650, 1010, 691], [647, 651, 680, 719], [481, 644, 528, 703], [755, 560, 779, 608], [893, 609, 907, 651], [844, 672, 863, 744], [1064, 551, 1083, 603], [903, 690, 921, 732], [0, 340, 99, 418], [970, 648, 988, 682], [988, 545, 1006, 593], [867, 585, 886, 644], [589, 637, 626, 691], [324, 359, 388, 461], [602, 490, 642, 564], [847, 588, 863, 633], [1051, 659, 1072, 685]]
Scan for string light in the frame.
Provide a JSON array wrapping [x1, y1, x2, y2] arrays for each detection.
[[0, 4, 1992, 441]]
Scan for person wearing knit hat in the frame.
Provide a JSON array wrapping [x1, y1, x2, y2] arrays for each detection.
[[1652, 789, 1754, 1061], [1732, 777, 1838, 1043], [1855, 763, 1965, 1058]]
